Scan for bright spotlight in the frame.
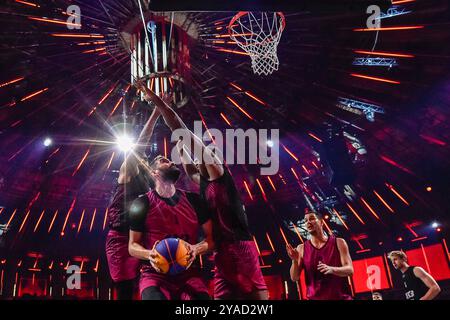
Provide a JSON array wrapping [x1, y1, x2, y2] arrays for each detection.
[[43, 137, 52, 147], [116, 135, 135, 152], [431, 222, 439, 228], [267, 140, 274, 147]]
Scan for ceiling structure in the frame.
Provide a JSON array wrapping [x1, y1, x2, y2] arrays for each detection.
[[0, 0, 449, 278]]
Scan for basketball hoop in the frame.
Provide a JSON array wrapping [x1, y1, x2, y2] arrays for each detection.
[[228, 12, 285, 76]]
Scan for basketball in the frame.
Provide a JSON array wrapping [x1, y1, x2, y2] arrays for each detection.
[[153, 238, 191, 275]]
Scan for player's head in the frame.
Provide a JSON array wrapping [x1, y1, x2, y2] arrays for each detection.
[[372, 292, 383, 300], [388, 250, 408, 269], [304, 209, 323, 235], [148, 155, 181, 186]]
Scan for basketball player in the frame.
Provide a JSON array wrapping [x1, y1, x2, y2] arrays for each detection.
[[105, 105, 160, 300], [286, 210, 354, 300], [128, 154, 214, 300], [135, 82, 268, 300], [388, 250, 441, 300]]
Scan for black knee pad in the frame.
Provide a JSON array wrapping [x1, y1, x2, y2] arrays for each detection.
[[141, 286, 167, 300]]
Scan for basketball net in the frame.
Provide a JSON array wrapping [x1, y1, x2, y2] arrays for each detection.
[[229, 12, 285, 76]]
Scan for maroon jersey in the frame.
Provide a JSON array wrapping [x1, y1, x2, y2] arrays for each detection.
[[302, 235, 352, 300], [129, 189, 209, 273], [107, 173, 150, 231], [200, 168, 252, 244]]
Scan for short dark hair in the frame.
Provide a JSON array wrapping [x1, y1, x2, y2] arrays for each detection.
[[304, 208, 322, 219], [148, 155, 164, 169]]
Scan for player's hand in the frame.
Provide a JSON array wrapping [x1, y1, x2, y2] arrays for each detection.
[[161, 92, 173, 105], [286, 244, 299, 261], [317, 262, 335, 275], [185, 242, 197, 269], [149, 240, 162, 273]]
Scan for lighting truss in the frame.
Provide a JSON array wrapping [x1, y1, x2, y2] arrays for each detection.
[[337, 98, 385, 122], [352, 57, 398, 67], [377, 6, 412, 20]]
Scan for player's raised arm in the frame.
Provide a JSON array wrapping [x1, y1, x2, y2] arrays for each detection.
[[118, 104, 160, 184]]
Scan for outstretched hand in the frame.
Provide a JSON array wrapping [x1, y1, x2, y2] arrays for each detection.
[[185, 241, 197, 269], [286, 244, 299, 261]]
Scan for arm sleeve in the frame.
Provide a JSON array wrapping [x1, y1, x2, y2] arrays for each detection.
[[128, 194, 150, 232], [185, 192, 210, 225]]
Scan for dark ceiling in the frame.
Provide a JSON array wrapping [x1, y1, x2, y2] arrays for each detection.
[[0, 0, 449, 263]]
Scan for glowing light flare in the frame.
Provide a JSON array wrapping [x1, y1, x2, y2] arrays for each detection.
[[350, 73, 400, 84], [292, 224, 304, 244], [220, 113, 232, 126], [380, 155, 414, 175], [82, 47, 106, 54], [301, 165, 310, 176], [290, 167, 300, 180], [360, 197, 381, 221], [51, 33, 104, 38], [252, 236, 264, 265], [28, 16, 81, 28], [76, 41, 106, 46], [332, 208, 349, 230], [48, 210, 59, 233], [72, 148, 90, 176], [18, 210, 31, 233], [404, 223, 419, 237], [108, 97, 124, 118], [346, 203, 366, 225], [245, 91, 267, 106], [197, 111, 215, 144], [98, 85, 115, 105], [116, 135, 135, 153], [226, 96, 254, 120], [411, 236, 427, 242], [255, 178, 267, 202], [61, 198, 77, 236], [243, 181, 253, 201], [353, 26, 424, 31], [279, 227, 289, 246], [419, 134, 446, 146], [33, 209, 45, 233], [6, 209, 18, 228], [385, 183, 410, 205], [311, 161, 320, 170], [266, 233, 275, 252], [229, 83, 243, 91], [94, 259, 99, 272], [89, 208, 97, 232], [282, 145, 299, 162], [0, 77, 25, 88], [103, 208, 108, 230], [216, 48, 249, 56], [20, 88, 49, 102], [77, 209, 85, 234], [164, 138, 168, 158], [308, 133, 322, 143], [45, 147, 61, 164], [267, 176, 276, 191], [216, 33, 253, 38], [15, 0, 40, 7], [373, 190, 395, 213], [322, 219, 333, 235], [353, 50, 414, 58], [391, 0, 416, 4]]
